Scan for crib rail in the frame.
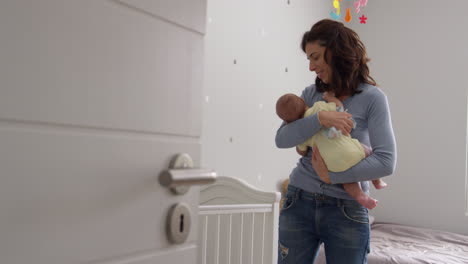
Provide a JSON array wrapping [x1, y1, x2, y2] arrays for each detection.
[[199, 204, 273, 215]]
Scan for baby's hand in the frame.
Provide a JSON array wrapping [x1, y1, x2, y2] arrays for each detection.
[[322, 91, 336, 102]]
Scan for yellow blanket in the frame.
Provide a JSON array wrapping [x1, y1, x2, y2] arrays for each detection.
[[297, 101, 365, 172]]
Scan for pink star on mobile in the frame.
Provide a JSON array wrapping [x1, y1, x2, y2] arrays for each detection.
[[359, 15, 367, 24]]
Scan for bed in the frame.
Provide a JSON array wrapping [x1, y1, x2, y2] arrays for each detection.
[[197, 177, 468, 264], [316, 219, 468, 264]]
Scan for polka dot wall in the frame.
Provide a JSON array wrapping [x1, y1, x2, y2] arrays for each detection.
[[201, 0, 329, 191]]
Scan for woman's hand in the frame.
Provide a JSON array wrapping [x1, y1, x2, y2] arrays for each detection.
[[311, 145, 331, 184], [318, 111, 353, 136]]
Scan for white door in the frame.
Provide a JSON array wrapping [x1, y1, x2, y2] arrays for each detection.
[[0, 0, 207, 263]]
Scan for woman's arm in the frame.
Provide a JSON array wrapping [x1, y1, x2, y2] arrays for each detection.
[[276, 99, 353, 149], [327, 91, 397, 184], [275, 114, 321, 148], [275, 108, 354, 148], [275, 88, 321, 148]]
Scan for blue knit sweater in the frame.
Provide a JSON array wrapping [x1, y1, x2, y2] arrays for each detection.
[[276, 83, 397, 199]]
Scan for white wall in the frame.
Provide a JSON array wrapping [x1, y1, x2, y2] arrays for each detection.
[[348, 1, 468, 234], [201, 0, 328, 191]]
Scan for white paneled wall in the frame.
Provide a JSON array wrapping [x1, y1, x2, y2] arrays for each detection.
[[202, 0, 328, 191]]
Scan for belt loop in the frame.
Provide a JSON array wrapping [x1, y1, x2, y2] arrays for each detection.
[[295, 188, 302, 200], [337, 198, 342, 207]]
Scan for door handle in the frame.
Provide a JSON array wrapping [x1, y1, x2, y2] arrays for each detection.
[[159, 153, 217, 195]]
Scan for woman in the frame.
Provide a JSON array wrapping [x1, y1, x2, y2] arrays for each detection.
[[275, 19, 396, 264]]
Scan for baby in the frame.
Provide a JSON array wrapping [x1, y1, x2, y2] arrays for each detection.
[[276, 92, 387, 209]]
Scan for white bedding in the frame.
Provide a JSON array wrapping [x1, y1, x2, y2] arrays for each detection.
[[368, 223, 468, 264], [316, 222, 468, 264]]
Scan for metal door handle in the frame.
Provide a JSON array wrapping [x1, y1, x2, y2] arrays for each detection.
[[159, 168, 217, 188], [159, 153, 217, 195]]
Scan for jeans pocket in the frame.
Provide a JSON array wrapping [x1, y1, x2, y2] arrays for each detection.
[[340, 204, 369, 224], [280, 195, 296, 211]]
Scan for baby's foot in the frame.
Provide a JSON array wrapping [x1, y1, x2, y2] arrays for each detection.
[[356, 194, 378, 210], [373, 180, 387, 190]]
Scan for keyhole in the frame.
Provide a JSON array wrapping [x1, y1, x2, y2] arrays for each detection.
[[180, 214, 184, 233]]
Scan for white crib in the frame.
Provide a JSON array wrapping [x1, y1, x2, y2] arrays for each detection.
[[197, 176, 281, 264]]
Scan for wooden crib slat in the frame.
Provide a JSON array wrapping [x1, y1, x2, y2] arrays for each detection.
[[198, 215, 207, 264], [196, 215, 208, 264], [227, 213, 242, 264], [252, 212, 265, 264], [204, 216, 208, 264], [228, 214, 232, 264], [261, 212, 266, 264], [264, 211, 274, 264], [217, 214, 231, 264], [206, 215, 218, 264], [215, 215, 220, 264], [240, 213, 244, 264], [241, 212, 253, 264], [251, 213, 255, 264]]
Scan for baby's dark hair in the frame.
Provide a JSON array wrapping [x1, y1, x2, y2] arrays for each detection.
[[276, 93, 306, 123]]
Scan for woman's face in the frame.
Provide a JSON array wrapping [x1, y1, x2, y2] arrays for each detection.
[[305, 41, 332, 84]]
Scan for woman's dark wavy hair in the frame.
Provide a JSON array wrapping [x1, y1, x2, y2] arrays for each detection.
[[301, 19, 376, 97]]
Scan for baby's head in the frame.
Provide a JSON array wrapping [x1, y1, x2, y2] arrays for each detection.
[[276, 93, 307, 123]]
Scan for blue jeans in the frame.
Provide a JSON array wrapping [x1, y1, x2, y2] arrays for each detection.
[[278, 185, 370, 264]]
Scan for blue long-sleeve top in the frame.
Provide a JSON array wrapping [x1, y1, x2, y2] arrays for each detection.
[[276, 83, 397, 199]]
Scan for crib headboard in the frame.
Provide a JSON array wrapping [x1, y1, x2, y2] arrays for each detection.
[[197, 176, 281, 264]]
